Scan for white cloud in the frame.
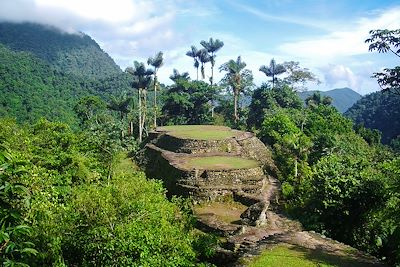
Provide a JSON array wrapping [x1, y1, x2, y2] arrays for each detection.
[[35, 0, 145, 23], [274, 6, 400, 93], [0, 0, 396, 94], [320, 64, 361, 90], [278, 6, 400, 60], [231, 2, 332, 31], [0, 0, 190, 58]]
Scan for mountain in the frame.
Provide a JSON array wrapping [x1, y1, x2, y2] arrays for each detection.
[[345, 91, 400, 144], [0, 22, 131, 127], [298, 88, 361, 113], [0, 22, 121, 79]]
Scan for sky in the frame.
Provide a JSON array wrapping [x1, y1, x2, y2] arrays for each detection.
[[1, 0, 399, 95]]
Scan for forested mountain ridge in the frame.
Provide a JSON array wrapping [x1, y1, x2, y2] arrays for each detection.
[[345, 90, 400, 144], [0, 22, 131, 127], [0, 22, 121, 79], [0, 44, 83, 126], [298, 87, 361, 113]]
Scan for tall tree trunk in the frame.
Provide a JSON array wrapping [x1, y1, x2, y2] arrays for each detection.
[[234, 90, 238, 123], [196, 67, 199, 80], [294, 158, 298, 178], [129, 120, 133, 136], [138, 88, 142, 143], [272, 72, 276, 88], [210, 64, 214, 86], [153, 74, 157, 129], [210, 61, 214, 118], [141, 89, 147, 141]]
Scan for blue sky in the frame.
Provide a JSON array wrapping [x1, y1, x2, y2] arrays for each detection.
[[1, 0, 399, 94]]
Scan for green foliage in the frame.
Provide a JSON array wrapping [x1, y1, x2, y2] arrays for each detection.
[[0, 146, 38, 266], [162, 80, 216, 125], [345, 91, 400, 144], [200, 37, 224, 85], [354, 125, 382, 145], [260, 108, 312, 181], [214, 97, 249, 130], [0, 118, 218, 266], [259, 58, 286, 88], [219, 56, 254, 126], [304, 154, 386, 239], [74, 96, 107, 126], [257, 96, 400, 265], [247, 84, 303, 129], [282, 61, 320, 90], [0, 22, 121, 79], [305, 91, 333, 107], [366, 29, 400, 94], [0, 44, 128, 128], [244, 244, 369, 267], [63, 155, 197, 266]]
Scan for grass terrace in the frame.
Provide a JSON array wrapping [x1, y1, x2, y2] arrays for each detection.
[[194, 201, 247, 224], [157, 125, 235, 140], [182, 156, 259, 170], [243, 244, 371, 267]]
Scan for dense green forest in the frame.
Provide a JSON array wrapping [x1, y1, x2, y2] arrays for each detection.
[[0, 22, 121, 79], [0, 24, 134, 128], [0, 118, 213, 266], [1, 23, 400, 266], [345, 91, 400, 145]]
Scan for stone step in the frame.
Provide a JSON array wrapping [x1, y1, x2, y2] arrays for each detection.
[[177, 175, 266, 185], [177, 183, 264, 194]]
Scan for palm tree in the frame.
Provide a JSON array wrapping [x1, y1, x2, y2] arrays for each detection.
[[169, 69, 190, 82], [200, 38, 224, 86], [126, 62, 153, 142], [259, 59, 286, 88], [198, 48, 211, 80], [186, 46, 200, 80], [147, 51, 164, 129], [220, 56, 254, 124]]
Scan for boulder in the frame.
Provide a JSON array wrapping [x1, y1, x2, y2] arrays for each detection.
[[240, 201, 269, 226]]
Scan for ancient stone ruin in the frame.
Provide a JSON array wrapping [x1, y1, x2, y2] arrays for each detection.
[[139, 125, 276, 203], [139, 125, 385, 266]]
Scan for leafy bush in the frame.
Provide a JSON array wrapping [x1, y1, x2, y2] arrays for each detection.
[[62, 155, 197, 266]]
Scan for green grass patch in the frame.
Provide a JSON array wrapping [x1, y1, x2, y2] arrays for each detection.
[[158, 125, 234, 140], [183, 156, 259, 170], [194, 201, 248, 224], [245, 244, 372, 267]]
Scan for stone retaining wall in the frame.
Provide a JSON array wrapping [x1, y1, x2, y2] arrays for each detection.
[[138, 126, 276, 202], [155, 134, 241, 154]]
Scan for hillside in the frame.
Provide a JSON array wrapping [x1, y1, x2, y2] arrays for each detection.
[[298, 88, 361, 113], [0, 44, 90, 126], [0, 22, 121, 79], [345, 91, 400, 144], [0, 23, 131, 126]]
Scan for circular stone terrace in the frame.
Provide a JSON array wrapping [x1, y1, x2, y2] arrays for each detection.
[[179, 155, 260, 170], [156, 125, 239, 140]]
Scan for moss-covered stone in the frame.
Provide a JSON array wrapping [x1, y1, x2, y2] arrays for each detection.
[[138, 125, 275, 203]]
